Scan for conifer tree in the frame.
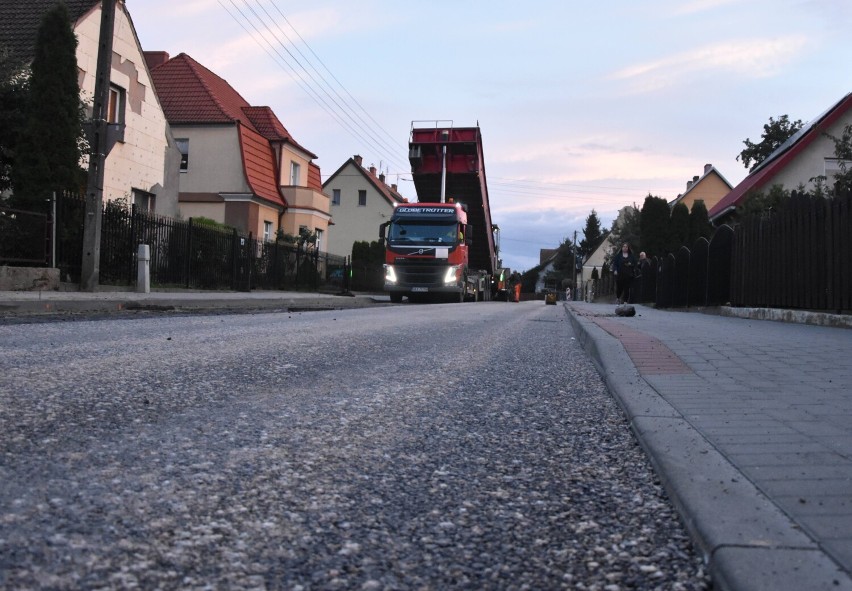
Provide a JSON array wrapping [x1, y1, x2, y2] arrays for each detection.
[[579, 209, 603, 260], [688, 200, 713, 243], [10, 2, 85, 208], [639, 195, 670, 257], [669, 202, 690, 251]]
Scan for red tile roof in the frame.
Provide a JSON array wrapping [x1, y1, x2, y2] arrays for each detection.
[[148, 53, 317, 155], [709, 92, 852, 221], [147, 52, 336, 208], [238, 124, 286, 207]]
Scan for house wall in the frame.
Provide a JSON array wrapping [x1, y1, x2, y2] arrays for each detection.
[[767, 116, 852, 192], [182, 202, 225, 223], [679, 173, 729, 213], [279, 145, 312, 187], [279, 186, 331, 246], [74, 4, 179, 216], [171, 126, 247, 194], [325, 163, 397, 257], [580, 237, 613, 283]]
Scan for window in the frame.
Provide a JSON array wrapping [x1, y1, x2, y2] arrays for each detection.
[[107, 85, 125, 124], [358, 190, 367, 206], [132, 188, 155, 212], [290, 161, 301, 186], [315, 228, 323, 251], [332, 189, 341, 206], [175, 138, 189, 171], [263, 221, 273, 241]]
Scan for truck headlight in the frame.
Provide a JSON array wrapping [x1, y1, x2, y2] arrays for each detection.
[[444, 265, 460, 285], [384, 264, 397, 284]]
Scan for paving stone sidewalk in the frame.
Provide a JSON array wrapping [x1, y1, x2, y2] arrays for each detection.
[[565, 301, 852, 591]]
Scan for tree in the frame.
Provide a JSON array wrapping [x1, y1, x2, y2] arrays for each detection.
[[0, 44, 29, 194], [688, 200, 713, 243], [737, 184, 790, 218], [639, 195, 670, 257], [668, 202, 690, 251], [579, 209, 603, 259], [10, 2, 86, 209], [737, 115, 803, 173], [604, 204, 641, 271]]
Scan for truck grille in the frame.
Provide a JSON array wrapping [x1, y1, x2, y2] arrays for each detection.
[[395, 264, 445, 286]]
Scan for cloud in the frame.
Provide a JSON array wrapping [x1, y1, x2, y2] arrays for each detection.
[[672, 0, 741, 15], [609, 36, 810, 93]]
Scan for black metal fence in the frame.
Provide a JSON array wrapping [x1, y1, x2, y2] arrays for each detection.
[[2, 192, 348, 292]]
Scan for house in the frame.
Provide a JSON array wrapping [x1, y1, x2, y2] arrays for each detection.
[[323, 155, 408, 257], [580, 235, 612, 285], [670, 164, 733, 214], [0, 0, 180, 215], [146, 52, 330, 246], [710, 92, 852, 224]]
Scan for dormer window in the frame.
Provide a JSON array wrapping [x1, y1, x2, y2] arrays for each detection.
[[290, 161, 301, 186]]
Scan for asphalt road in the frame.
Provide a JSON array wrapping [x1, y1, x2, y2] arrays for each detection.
[[1, 301, 711, 590]]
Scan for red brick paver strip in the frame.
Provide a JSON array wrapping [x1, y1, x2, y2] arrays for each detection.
[[591, 317, 692, 376]]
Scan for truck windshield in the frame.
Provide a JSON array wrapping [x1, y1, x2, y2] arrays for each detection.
[[389, 221, 458, 245]]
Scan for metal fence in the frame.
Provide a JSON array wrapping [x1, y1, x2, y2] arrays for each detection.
[[0, 205, 50, 265], [1, 192, 349, 292]]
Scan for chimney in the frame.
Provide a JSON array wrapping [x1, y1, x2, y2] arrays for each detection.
[[693, 175, 699, 183], [704, 163, 712, 175], [391, 184, 397, 192], [369, 166, 377, 176], [379, 173, 385, 183], [144, 51, 170, 70], [353, 155, 362, 166], [686, 180, 693, 190]]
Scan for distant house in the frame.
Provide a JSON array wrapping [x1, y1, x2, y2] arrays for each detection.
[[0, 0, 180, 215], [323, 155, 408, 257], [146, 52, 330, 246], [670, 164, 733, 214], [580, 235, 612, 285], [710, 92, 852, 224]]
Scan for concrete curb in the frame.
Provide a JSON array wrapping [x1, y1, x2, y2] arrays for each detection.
[[0, 293, 385, 318], [563, 303, 852, 591]]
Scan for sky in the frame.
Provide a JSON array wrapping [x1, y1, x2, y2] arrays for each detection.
[[130, 0, 852, 273]]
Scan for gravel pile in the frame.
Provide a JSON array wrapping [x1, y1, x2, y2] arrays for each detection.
[[0, 305, 712, 589]]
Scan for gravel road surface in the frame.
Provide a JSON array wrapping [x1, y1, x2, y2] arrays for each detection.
[[0, 301, 711, 590]]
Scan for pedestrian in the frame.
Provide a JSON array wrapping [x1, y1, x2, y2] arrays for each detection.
[[612, 242, 637, 304]]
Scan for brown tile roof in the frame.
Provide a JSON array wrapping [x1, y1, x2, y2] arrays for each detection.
[[0, 0, 98, 64]]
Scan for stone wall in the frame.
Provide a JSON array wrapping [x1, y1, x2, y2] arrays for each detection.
[[0, 266, 60, 291]]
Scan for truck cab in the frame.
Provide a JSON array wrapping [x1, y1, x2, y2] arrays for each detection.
[[380, 203, 469, 303]]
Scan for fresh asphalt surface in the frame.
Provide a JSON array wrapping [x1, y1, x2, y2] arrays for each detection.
[[1, 289, 851, 590]]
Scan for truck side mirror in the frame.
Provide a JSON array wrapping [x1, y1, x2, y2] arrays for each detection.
[[379, 221, 389, 244]]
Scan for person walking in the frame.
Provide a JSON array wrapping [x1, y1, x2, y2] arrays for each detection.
[[612, 242, 637, 304]]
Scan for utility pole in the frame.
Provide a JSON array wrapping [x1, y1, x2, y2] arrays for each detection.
[[572, 230, 577, 301], [80, 0, 116, 291]]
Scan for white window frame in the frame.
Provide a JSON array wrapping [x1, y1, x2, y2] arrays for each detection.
[[107, 84, 125, 125], [332, 188, 340, 206], [290, 161, 301, 186], [358, 189, 367, 206], [175, 138, 189, 172], [263, 221, 273, 241]]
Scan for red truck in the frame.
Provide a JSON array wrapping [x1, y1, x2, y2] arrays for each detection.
[[379, 122, 505, 303]]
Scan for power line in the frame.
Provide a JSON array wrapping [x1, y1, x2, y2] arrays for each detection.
[[217, 0, 408, 174]]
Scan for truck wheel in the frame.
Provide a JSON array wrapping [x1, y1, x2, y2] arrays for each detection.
[[390, 293, 403, 303]]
